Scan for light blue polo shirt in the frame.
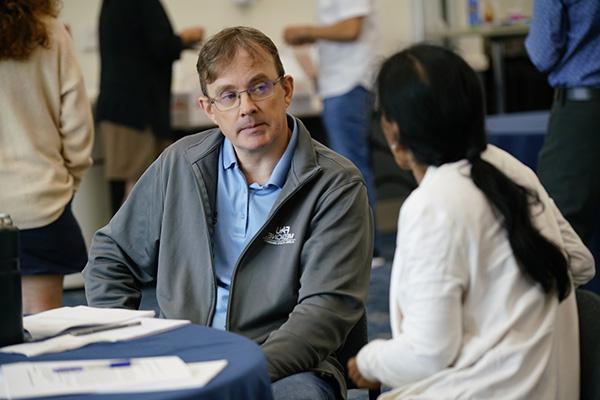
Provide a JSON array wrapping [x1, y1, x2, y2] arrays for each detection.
[[211, 118, 298, 330]]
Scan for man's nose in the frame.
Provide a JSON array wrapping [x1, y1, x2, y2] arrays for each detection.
[[239, 91, 258, 116]]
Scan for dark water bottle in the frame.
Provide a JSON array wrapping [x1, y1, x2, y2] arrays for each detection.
[[0, 213, 23, 346]]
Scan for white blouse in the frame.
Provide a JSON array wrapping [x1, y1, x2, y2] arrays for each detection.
[[357, 145, 595, 399]]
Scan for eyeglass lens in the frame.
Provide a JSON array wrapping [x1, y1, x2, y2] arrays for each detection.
[[214, 77, 280, 110]]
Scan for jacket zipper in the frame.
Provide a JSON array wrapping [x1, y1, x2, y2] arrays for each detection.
[[191, 162, 218, 326], [225, 168, 321, 331]]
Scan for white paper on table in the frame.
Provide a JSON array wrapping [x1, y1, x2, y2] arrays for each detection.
[[1, 356, 193, 399], [98, 359, 228, 394], [23, 306, 156, 340], [0, 372, 8, 400], [0, 318, 190, 357]]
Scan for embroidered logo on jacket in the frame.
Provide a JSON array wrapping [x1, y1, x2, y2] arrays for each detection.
[[263, 226, 296, 245]]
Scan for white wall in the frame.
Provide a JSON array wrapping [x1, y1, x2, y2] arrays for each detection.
[[59, 0, 418, 97], [62, 0, 417, 252], [59, 0, 532, 96]]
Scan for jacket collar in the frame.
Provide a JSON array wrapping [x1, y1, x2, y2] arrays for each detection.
[[185, 114, 321, 186], [183, 115, 322, 247], [283, 116, 322, 191]]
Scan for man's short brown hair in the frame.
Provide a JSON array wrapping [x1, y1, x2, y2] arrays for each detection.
[[196, 26, 285, 96]]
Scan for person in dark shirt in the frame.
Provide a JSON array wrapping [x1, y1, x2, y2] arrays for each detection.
[[525, 0, 600, 292], [96, 0, 203, 213]]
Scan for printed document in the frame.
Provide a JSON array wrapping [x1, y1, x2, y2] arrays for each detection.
[[1, 356, 227, 399], [1, 318, 190, 357], [23, 306, 155, 340], [1, 357, 227, 399]]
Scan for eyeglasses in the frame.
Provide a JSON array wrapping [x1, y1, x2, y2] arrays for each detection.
[[207, 76, 284, 111]]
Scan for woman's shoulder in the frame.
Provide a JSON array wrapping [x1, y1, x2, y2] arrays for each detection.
[[415, 160, 481, 202], [401, 160, 493, 230], [41, 16, 64, 36], [40, 16, 72, 50], [482, 145, 540, 189]]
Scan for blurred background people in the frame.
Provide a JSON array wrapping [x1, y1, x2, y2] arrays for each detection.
[[348, 44, 594, 399], [283, 0, 383, 265], [95, 0, 203, 214], [526, 0, 600, 291], [0, 0, 94, 313]]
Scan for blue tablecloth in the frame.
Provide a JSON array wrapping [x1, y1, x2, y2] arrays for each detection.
[[0, 325, 274, 400]]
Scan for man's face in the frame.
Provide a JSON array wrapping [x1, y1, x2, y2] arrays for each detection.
[[199, 47, 294, 159]]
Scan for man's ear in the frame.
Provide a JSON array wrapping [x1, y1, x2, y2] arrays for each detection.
[[281, 75, 294, 108], [197, 96, 219, 125]]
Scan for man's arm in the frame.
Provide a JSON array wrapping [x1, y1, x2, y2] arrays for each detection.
[[83, 160, 164, 309], [261, 179, 373, 380], [283, 16, 364, 46], [525, 0, 566, 73]]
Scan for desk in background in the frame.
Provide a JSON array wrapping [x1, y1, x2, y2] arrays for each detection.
[[428, 23, 533, 114], [0, 325, 273, 400], [479, 24, 530, 114]]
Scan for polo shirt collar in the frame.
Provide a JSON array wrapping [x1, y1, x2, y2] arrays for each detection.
[[221, 116, 299, 189]]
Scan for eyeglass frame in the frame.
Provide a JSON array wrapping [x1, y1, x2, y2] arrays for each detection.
[[205, 75, 285, 111]]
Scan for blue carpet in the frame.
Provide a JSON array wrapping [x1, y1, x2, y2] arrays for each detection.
[[366, 232, 395, 342], [366, 263, 392, 341]]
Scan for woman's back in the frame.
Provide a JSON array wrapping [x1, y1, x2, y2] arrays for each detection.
[[0, 16, 93, 229], [351, 43, 594, 400], [379, 145, 589, 398]]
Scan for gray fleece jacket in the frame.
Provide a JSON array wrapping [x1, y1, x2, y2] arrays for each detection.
[[83, 117, 373, 396]]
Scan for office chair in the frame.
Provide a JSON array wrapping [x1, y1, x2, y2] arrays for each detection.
[[336, 311, 381, 400], [576, 288, 600, 400]]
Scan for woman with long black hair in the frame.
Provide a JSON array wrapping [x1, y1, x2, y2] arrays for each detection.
[[347, 44, 594, 399]]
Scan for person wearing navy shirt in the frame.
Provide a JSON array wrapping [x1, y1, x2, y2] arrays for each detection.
[[96, 0, 203, 213], [525, 0, 600, 291]]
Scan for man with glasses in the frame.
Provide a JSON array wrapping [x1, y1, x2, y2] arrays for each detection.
[[84, 26, 372, 400]]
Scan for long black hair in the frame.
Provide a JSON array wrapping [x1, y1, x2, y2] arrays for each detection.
[[377, 44, 570, 301]]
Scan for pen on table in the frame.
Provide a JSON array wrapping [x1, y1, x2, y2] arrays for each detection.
[[53, 360, 132, 373], [70, 320, 142, 336]]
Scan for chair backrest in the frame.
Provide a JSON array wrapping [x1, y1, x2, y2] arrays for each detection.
[[576, 288, 600, 400], [336, 311, 381, 400]]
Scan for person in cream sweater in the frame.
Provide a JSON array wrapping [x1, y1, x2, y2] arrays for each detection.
[[0, 0, 94, 313]]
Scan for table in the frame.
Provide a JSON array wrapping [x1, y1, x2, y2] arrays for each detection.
[[486, 110, 548, 170], [0, 325, 273, 400]]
